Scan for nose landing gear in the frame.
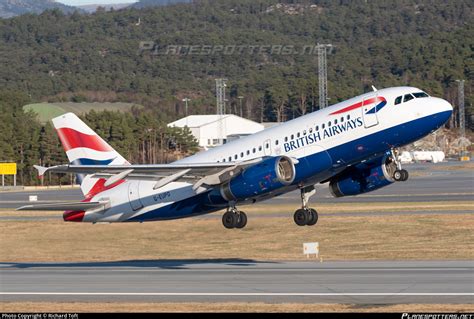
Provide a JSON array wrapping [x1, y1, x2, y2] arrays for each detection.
[[391, 149, 409, 182]]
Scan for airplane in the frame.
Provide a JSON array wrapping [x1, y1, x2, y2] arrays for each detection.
[[18, 86, 453, 229]]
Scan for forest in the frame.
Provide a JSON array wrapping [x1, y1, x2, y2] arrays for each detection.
[[0, 0, 472, 185]]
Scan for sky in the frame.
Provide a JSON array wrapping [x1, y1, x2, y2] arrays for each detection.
[[57, 0, 138, 6]]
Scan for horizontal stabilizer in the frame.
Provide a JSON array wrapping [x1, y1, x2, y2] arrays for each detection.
[[16, 201, 108, 211], [33, 165, 48, 177]]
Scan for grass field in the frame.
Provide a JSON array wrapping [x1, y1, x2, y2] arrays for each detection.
[[1, 302, 473, 313], [1, 204, 472, 313], [1, 208, 472, 262], [24, 102, 143, 123]]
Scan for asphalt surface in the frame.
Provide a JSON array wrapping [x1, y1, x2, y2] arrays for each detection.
[[0, 162, 473, 211], [0, 261, 472, 304]]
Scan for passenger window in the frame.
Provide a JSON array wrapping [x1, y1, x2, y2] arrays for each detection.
[[328, 121, 331, 126], [258, 146, 262, 151], [265, 143, 269, 149], [297, 132, 300, 138], [316, 125, 319, 131], [275, 140, 279, 145], [246, 150, 250, 155], [291, 134, 294, 140], [228, 156, 232, 162], [309, 128, 313, 133], [253, 148, 256, 153], [234, 155, 238, 160], [413, 92, 429, 98], [347, 114, 350, 120], [222, 159, 225, 162], [322, 123, 325, 129], [303, 130, 307, 135], [334, 119, 338, 124], [240, 152, 244, 158], [341, 117, 344, 122], [285, 136, 288, 142], [404, 94, 414, 102], [395, 96, 402, 105]]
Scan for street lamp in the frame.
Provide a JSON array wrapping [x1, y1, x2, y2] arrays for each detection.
[[238, 96, 244, 118], [182, 98, 191, 117]]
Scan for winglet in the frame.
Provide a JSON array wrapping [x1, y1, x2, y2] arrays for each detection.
[[34, 165, 48, 177]]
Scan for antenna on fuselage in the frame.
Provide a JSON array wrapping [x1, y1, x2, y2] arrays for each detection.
[[371, 85, 378, 92]]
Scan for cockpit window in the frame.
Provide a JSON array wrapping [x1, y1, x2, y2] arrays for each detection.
[[403, 94, 414, 102], [394, 96, 402, 105], [413, 92, 429, 98]]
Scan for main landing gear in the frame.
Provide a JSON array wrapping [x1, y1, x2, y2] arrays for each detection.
[[391, 149, 409, 182], [293, 185, 319, 227], [222, 207, 247, 229]]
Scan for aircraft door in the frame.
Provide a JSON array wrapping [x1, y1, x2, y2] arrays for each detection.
[[128, 181, 143, 211], [263, 139, 272, 156], [362, 95, 379, 128]]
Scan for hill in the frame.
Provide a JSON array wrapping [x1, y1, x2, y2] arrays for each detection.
[[0, 0, 79, 18], [24, 102, 143, 123], [131, 0, 191, 8], [0, 0, 472, 123], [77, 3, 134, 13]]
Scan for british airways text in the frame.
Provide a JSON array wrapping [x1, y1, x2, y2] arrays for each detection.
[[284, 117, 363, 152]]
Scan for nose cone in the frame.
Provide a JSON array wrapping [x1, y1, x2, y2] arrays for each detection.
[[431, 98, 453, 129], [439, 98, 454, 114]]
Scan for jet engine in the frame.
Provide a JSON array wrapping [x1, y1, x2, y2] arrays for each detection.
[[329, 154, 397, 197], [215, 155, 296, 203]]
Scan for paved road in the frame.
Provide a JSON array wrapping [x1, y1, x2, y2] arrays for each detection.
[[1, 162, 473, 208], [0, 261, 472, 304]]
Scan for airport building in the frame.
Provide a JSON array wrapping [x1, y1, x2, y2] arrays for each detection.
[[167, 114, 264, 148]]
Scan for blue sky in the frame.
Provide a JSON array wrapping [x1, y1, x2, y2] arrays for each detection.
[[57, 0, 138, 6]]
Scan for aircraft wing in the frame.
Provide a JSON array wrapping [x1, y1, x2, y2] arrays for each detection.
[[16, 201, 109, 211], [34, 158, 264, 190]]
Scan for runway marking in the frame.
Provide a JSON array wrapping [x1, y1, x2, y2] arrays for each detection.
[[1, 292, 472, 296]]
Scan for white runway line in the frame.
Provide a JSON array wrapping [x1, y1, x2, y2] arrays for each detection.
[[1, 292, 472, 296]]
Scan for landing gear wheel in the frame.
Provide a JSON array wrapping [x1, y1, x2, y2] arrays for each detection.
[[393, 169, 403, 181], [222, 211, 237, 229], [294, 209, 309, 226], [236, 211, 247, 229], [307, 208, 318, 226], [400, 169, 409, 181]]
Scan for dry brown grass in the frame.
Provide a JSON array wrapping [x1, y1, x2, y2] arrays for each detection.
[[1, 302, 473, 313], [1, 200, 472, 216], [0, 210, 472, 262]]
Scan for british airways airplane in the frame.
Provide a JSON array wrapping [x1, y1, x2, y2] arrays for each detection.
[[19, 86, 453, 229]]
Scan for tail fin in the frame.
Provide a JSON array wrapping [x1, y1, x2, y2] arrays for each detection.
[[52, 113, 129, 197]]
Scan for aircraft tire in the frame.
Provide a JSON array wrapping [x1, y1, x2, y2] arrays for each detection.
[[222, 211, 237, 229], [400, 169, 409, 181], [236, 212, 247, 229], [306, 208, 318, 226], [294, 209, 309, 226], [393, 170, 403, 181]]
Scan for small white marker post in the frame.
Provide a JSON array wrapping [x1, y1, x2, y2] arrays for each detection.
[[303, 242, 319, 260]]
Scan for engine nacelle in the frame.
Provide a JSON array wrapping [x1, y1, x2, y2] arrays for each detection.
[[329, 154, 396, 197], [219, 155, 296, 202]]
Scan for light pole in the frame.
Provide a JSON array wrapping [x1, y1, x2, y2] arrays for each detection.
[[182, 98, 191, 117], [238, 96, 244, 117]]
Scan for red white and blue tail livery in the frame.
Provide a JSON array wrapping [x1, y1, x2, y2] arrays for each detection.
[[19, 86, 453, 229]]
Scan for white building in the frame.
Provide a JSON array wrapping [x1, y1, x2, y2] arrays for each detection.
[[168, 115, 264, 148]]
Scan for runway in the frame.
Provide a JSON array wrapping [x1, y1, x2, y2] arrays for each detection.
[[0, 261, 472, 304], [0, 162, 473, 210]]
